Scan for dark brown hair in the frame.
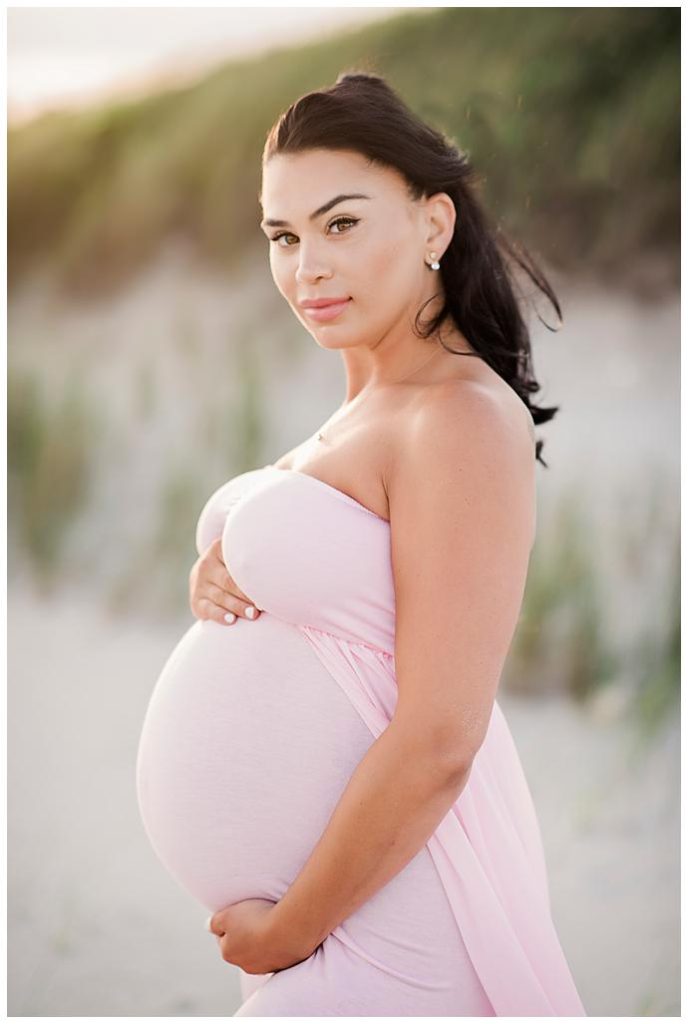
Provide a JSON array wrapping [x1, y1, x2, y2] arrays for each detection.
[[263, 70, 562, 467]]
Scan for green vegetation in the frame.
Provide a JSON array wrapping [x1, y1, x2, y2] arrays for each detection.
[[8, 8, 678, 298], [106, 461, 204, 621], [8, 362, 103, 590], [510, 483, 679, 732], [630, 533, 680, 744], [230, 325, 267, 474], [509, 486, 619, 701]]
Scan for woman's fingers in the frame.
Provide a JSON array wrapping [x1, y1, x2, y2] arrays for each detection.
[[210, 599, 236, 625], [195, 596, 259, 626], [208, 540, 254, 601], [190, 574, 261, 624], [206, 582, 260, 622], [197, 598, 239, 626], [191, 539, 261, 624], [209, 562, 250, 603]]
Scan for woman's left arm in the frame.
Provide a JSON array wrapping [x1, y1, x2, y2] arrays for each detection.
[[264, 381, 537, 964]]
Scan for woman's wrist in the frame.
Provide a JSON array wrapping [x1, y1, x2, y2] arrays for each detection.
[[265, 899, 322, 967]]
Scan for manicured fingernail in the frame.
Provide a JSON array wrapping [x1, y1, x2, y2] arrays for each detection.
[[224, 612, 236, 624], [245, 606, 258, 619], [205, 915, 213, 932]]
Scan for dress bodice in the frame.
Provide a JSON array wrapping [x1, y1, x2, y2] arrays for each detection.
[[195, 466, 396, 655]]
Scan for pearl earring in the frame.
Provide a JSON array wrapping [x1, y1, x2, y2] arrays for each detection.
[[427, 251, 440, 270]]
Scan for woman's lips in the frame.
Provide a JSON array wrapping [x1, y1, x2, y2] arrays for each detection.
[[302, 299, 351, 322]]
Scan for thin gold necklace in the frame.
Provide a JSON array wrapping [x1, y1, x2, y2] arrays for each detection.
[[316, 344, 444, 444]]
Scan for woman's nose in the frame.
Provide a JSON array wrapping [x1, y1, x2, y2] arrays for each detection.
[[294, 245, 332, 284]]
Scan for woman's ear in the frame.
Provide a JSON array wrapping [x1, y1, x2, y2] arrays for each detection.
[[423, 192, 457, 253]]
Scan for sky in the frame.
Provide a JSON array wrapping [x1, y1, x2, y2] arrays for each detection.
[[7, 6, 408, 124]]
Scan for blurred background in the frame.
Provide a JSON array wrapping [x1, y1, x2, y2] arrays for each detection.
[[7, 6, 679, 1017]]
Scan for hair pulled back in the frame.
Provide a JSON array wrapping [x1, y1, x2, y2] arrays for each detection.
[[263, 70, 562, 467]]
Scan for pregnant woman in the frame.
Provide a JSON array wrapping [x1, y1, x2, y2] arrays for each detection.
[[136, 71, 586, 1015]]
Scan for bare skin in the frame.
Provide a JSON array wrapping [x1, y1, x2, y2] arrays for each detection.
[[190, 147, 535, 626]]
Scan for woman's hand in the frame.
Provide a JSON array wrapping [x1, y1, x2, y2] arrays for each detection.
[[207, 898, 317, 975], [189, 538, 261, 625]]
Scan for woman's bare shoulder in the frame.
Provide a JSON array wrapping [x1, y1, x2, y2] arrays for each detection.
[[386, 375, 536, 553], [400, 373, 535, 462]]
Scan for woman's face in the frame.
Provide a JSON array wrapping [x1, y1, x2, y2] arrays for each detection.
[[259, 148, 450, 351]]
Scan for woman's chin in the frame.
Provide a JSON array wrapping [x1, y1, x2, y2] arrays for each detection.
[[307, 329, 361, 350]]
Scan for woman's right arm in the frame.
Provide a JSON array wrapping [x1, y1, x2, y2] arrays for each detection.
[[189, 537, 261, 625]]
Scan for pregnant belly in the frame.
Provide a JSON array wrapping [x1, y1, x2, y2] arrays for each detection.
[[136, 615, 375, 911]]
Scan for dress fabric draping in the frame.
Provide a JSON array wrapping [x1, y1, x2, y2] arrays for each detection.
[[136, 464, 586, 1016]]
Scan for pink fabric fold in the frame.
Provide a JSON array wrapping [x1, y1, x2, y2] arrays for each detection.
[[299, 624, 587, 1016]]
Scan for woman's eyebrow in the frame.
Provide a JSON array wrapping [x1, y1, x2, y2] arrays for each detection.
[[261, 193, 371, 229]]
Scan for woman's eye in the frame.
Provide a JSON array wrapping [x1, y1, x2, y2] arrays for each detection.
[[329, 216, 358, 234], [270, 216, 358, 247], [271, 232, 297, 247]]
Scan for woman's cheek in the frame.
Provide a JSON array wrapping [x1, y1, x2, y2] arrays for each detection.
[[271, 261, 291, 302]]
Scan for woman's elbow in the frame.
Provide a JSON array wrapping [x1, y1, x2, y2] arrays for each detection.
[[391, 712, 479, 784]]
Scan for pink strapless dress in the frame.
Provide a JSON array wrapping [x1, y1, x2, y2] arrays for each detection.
[[136, 465, 586, 1016]]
